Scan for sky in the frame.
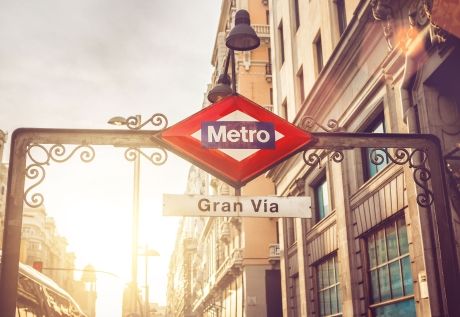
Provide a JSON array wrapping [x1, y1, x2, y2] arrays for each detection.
[[0, 0, 221, 315]]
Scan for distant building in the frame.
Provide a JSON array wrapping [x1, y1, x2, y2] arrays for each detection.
[[166, 1, 282, 316], [167, 0, 281, 316], [0, 130, 92, 313]]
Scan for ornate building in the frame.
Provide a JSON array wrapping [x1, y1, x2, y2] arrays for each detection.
[[268, 0, 460, 316], [166, 1, 282, 316], [168, 0, 460, 316]]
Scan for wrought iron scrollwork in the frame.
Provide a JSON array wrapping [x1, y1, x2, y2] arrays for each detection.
[[24, 144, 96, 208], [369, 148, 433, 207], [303, 151, 322, 169], [300, 116, 340, 132], [125, 114, 168, 130], [329, 150, 345, 163], [302, 149, 345, 169], [302, 146, 434, 207], [124, 147, 168, 166]]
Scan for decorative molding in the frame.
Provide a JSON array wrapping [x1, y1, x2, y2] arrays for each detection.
[[370, 0, 394, 49], [409, 0, 430, 29], [423, 0, 449, 44]]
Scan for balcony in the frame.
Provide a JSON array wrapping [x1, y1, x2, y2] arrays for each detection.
[[268, 244, 280, 264], [252, 24, 270, 39], [263, 105, 273, 112], [213, 248, 243, 289], [219, 221, 230, 243], [265, 63, 272, 82]]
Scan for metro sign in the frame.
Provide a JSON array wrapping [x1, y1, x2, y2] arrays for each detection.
[[156, 95, 313, 187]]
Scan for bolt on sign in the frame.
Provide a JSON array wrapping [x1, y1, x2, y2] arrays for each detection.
[[156, 95, 313, 187], [163, 194, 311, 218]]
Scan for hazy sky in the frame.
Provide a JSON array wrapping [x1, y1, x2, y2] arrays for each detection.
[[0, 0, 221, 314]]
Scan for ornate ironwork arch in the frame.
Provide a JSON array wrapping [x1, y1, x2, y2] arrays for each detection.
[[1, 120, 459, 317]]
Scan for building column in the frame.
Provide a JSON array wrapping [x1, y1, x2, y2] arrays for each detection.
[[330, 159, 358, 316]]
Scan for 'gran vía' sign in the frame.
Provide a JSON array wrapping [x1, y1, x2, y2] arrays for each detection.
[[163, 194, 311, 218]]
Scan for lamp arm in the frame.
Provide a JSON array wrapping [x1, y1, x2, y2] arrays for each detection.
[[231, 50, 237, 95]]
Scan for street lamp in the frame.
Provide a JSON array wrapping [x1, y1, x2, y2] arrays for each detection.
[[226, 10, 260, 51], [207, 74, 232, 103], [139, 246, 159, 317], [207, 9, 260, 103], [108, 114, 142, 316], [81, 264, 97, 317]]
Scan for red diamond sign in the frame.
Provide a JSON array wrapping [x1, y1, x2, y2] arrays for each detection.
[[156, 95, 313, 187]]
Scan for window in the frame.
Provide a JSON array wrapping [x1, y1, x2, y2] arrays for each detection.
[[315, 177, 330, 221], [278, 21, 285, 65], [317, 255, 342, 317], [363, 113, 388, 180], [297, 67, 305, 104], [293, 0, 300, 30], [335, 0, 347, 36], [266, 10, 270, 25], [314, 31, 323, 75], [286, 218, 296, 246], [281, 99, 288, 120], [367, 217, 416, 317], [289, 274, 300, 317]]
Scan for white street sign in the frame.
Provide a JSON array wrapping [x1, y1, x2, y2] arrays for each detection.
[[163, 194, 311, 218]]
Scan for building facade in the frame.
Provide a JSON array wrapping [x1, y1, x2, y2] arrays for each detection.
[[268, 0, 460, 317], [167, 0, 460, 316], [166, 0, 284, 316]]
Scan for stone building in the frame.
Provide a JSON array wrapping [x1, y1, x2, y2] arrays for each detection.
[[267, 0, 460, 316], [166, 0, 282, 316], [168, 0, 460, 316]]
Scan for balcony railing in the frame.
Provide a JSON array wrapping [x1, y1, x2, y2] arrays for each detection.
[[263, 105, 273, 112], [252, 24, 270, 38], [219, 221, 231, 243], [268, 244, 280, 263], [265, 63, 272, 82]]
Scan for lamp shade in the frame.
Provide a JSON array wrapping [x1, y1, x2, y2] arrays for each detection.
[[207, 74, 233, 103], [226, 10, 260, 51]]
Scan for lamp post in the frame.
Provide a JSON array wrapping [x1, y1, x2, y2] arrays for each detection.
[[81, 264, 97, 317], [206, 9, 260, 197], [108, 115, 141, 316], [207, 9, 260, 104], [140, 246, 159, 317]]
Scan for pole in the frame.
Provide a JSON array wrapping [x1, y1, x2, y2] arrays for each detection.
[[231, 49, 237, 95], [145, 245, 149, 317], [131, 115, 141, 315]]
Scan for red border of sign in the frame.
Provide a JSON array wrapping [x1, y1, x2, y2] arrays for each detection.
[[155, 95, 314, 187]]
